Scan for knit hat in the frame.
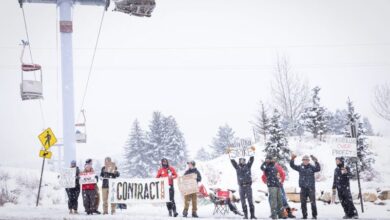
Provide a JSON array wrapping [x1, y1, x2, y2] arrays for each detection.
[[302, 155, 310, 161], [187, 160, 196, 166]]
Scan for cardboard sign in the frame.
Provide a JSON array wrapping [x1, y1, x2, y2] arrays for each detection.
[[328, 137, 358, 157], [59, 168, 76, 188], [104, 162, 117, 174], [178, 173, 198, 196], [79, 172, 97, 185], [110, 177, 170, 204]]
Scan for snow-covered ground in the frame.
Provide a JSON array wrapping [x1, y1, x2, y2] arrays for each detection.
[[1, 136, 390, 219]]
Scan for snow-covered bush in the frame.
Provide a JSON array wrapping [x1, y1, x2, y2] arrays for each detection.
[[0, 169, 17, 206]]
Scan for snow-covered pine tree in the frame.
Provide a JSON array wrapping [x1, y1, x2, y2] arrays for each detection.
[[362, 117, 374, 136], [344, 99, 375, 180], [300, 86, 329, 140], [161, 116, 188, 170], [195, 147, 212, 161], [252, 102, 271, 145], [210, 124, 236, 158], [264, 109, 290, 171], [329, 109, 348, 135], [123, 119, 150, 177], [146, 111, 166, 173]]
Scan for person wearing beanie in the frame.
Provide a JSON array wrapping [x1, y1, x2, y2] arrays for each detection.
[[290, 154, 321, 219], [100, 157, 120, 215], [229, 146, 256, 219], [65, 160, 80, 214], [81, 163, 99, 215], [156, 158, 178, 217], [182, 160, 202, 218], [332, 157, 358, 219], [261, 156, 283, 219]]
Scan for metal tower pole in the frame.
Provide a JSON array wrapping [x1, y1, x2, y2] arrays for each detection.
[[58, 0, 76, 166]]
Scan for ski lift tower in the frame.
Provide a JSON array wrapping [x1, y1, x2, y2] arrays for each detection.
[[18, 0, 110, 166]]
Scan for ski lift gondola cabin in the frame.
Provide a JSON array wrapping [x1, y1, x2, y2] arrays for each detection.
[[75, 110, 87, 143], [114, 0, 156, 17], [20, 40, 43, 101]]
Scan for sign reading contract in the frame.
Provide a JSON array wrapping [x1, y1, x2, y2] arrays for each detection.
[[328, 137, 357, 157], [79, 172, 97, 185], [110, 178, 170, 204], [177, 173, 198, 196]]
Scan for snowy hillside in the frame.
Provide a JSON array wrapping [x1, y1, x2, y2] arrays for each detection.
[[0, 136, 390, 219]]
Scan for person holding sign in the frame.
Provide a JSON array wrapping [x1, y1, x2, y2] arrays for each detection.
[[100, 157, 120, 215], [290, 154, 321, 219], [182, 160, 202, 218], [65, 160, 80, 214], [332, 157, 358, 219], [229, 147, 256, 220], [156, 158, 178, 217], [81, 163, 99, 215]]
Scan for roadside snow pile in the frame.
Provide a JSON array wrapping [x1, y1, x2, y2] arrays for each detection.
[[0, 166, 65, 207]]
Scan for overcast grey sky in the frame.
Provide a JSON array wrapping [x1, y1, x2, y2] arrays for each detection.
[[1, 0, 389, 168]]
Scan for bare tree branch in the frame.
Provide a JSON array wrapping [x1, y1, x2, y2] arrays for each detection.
[[271, 56, 310, 132], [372, 83, 390, 121]]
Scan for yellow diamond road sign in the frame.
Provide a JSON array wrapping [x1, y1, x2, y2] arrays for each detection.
[[39, 150, 52, 159], [38, 128, 57, 150]]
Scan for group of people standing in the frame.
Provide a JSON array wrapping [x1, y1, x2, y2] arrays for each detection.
[[64, 151, 359, 220], [65, 157, 120, 215]]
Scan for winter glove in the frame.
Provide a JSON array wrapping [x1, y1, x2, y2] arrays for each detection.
[[341, 168, 347, 174], [310, 155, 318, 162], [291, 153, 297, 160]]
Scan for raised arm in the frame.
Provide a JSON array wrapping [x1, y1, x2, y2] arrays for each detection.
[[289, 159, 300, 172], [313, 161, 321, 172], [248, 156, 254, 168], [230, 159, 238, 169]]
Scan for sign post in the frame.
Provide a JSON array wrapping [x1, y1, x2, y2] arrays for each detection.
[[351, 124, 364, 213], [36, 128, 57, 207]]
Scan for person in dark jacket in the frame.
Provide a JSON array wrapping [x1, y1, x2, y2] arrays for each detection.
[[156, 158, 178, 217], [290, 154, 321, 219], [100, 157, 120, 215], [230, 152, 257, 219], [332, 157, 358, 219], [261, 156, 283, 219], [183, 160, 202, 218], [65, 160, 80, 214]]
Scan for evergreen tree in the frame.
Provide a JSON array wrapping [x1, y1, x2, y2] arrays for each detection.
[[329, 109, 348, 135], [146, 112, 165, 174], [362, 117, 374, 136], [161, 116, 188, 170], [123, 119, 150, 177], [252, 102, 271, 145], [210, 124, 236, 158], [344, 99, 375, 180], [300, 86, 329, 140], [264, 109, 291, 171], [196, 147, 212, 161]]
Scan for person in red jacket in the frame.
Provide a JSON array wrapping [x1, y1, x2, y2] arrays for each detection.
[[81, 163, 99, 215], [156, 158, 178, 217], [262, 161, 295, 218]]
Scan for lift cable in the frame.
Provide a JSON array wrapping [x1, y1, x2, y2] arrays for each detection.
[[21, 6, 46, 130], [77, 8, 106, 122]]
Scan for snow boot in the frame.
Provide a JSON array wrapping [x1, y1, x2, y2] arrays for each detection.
[[287, 208, 296, 218], [312, 217, 317, 219], [243, 209, 248, 219], [183, 210, 188, 217], [352, 215, 359, 219], [69, 209, 73, 214], [192, 212, 199, 218], [94, 210, 101, 215], [302, 216, 307, 219]]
